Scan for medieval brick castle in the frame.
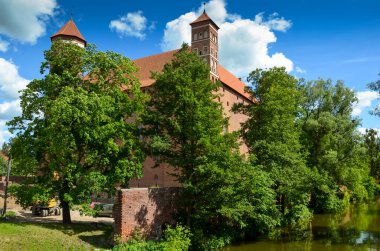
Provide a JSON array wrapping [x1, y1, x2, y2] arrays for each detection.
[[51, 11, 250, 188]]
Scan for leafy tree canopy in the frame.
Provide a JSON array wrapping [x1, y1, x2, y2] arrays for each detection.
[[144, 45, 279, 249], [7, 40, 147, 223]]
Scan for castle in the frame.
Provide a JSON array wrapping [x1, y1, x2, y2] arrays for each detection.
[[51, 11, 250, 188]]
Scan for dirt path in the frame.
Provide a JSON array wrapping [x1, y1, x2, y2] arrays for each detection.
[[6, 206, 114, 225], [1, 196, 114, 225]]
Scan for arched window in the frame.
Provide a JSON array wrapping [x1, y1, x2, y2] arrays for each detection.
[[204, 31, 208, 38], [194, 33, 197, 40]]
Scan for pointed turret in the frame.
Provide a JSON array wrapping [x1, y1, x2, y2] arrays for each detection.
[[51, 19, 86, 47], [190, 10, 219, 79]]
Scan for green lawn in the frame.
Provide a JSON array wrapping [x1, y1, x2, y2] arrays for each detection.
[[0, 221, 113, 250]]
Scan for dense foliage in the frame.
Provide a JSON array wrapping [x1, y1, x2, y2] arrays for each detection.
[[364, 129, 380, 178], [7, 41, 146, 223], [0, 153, 6, 176], [144, 45, 279, 249], [234, 68, 312, 230], [299, 79, 375, 209], [113, 225, 191, 251]]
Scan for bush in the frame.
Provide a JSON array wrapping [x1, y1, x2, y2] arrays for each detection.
[[113, 225, 191, 251], [0, 211, 16, 220]]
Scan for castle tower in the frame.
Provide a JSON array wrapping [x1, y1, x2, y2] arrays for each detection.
[[51, 19, 86, 48], [190, 10, 219, 80]]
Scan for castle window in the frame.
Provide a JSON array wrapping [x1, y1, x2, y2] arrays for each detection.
[[199, 51, 202, 55], [199, 32, 203, 38], [227, 101, 229, 106], [203, 46, 208, 54], [204, 31, 208, 38], [194, 33, 197, 40]]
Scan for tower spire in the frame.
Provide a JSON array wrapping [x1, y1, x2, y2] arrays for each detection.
[[51, 19, 86, 47]]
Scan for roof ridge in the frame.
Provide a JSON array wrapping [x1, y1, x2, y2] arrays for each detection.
[[133, 49, 179, 61]]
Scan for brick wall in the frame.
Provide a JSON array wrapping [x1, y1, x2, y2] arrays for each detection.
[[114, 187, 180, 242]]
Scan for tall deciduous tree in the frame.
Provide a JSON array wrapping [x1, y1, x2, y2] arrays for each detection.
[[234, 67, 311, 228], [144, 45, 278, 249], [7, 41, 146, 223], [299, 79, 374, 209]]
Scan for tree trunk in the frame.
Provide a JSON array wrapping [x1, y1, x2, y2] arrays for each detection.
[[61, 200, 71, 224]]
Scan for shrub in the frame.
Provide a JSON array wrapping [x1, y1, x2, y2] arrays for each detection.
[[113, 225, 191, 251]]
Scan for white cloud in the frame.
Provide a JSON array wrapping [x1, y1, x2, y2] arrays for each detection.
[[110, 11, 152, 40], [295, 66, 306, 74], [353, 91, 379, 116], [161, 12, 197, 51], [0, 0, 58, 43], [160, 0, 293, 77], [255, 12, 292, 32], [0, 38, 9, 52], [0, 58, 29, 99], [0, 58, 28, 144], [0, 120, 12, 145], [0, 99, 21, 120]]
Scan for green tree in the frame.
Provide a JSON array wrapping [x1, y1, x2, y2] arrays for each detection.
[[364, 129, 380, 178], [0, 154, 7, 176], [299, 79, 373, 209], [234, 67, 311, 228], [144, 45, 278, 249], [7, 40, 146, 223], [368, 73, 380, 116]]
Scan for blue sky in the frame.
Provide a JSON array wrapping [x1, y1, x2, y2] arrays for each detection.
[[0, 0, 379, 144]]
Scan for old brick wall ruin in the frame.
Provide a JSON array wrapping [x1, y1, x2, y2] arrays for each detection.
[[113, 187, 180, 242]]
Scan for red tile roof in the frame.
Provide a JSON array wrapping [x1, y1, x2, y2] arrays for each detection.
[[51, 19, 86, 45], [190, 11, 219, 29], [133, 50, 178, 88], [133, 50, 251, 100]]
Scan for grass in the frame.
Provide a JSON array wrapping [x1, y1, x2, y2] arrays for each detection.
[[0, 220, 113, 250]]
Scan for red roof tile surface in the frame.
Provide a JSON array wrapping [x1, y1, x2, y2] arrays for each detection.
[[51, 19, 86, 44], [190, 11, 219, 29], [133, 50, 251, 100]]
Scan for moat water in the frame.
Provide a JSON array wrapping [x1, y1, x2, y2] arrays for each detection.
[[225, 198, 380, 251]]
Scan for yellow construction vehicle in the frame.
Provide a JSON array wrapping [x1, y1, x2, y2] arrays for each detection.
[[31, 198, 61, 217]]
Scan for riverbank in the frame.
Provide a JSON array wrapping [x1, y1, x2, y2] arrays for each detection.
[[225, 198, 380, 251]]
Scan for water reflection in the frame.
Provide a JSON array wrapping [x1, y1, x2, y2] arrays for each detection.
[[225, 198, 380, 251]]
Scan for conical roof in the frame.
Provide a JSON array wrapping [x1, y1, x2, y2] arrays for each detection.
[[190, 10, 219, 29], [51, 19, 86, 45]]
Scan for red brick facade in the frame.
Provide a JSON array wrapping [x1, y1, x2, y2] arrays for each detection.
[[113, 187, 180, 242]]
